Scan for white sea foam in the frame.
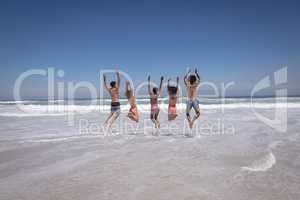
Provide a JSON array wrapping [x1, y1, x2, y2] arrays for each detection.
[[18, 104, 109, 113], [0, 100, 35, 104], [3, 102, 300, 111], [0, 112, 68, 117], [241, 151, 276, 172], [25, 135, 104, 143], [269, 141, 284, 149], [0, 102, 299, 118]]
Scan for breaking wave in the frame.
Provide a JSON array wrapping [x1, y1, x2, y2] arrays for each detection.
[[0, 102, 299, 117], [241, 151, 276, 172]]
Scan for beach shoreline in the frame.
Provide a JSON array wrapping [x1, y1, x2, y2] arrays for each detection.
[[0, 101, 299, 199]]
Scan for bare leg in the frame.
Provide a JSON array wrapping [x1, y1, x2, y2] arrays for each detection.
[[155, 113, 160, 128], [151, 118, 158, 128], [128, 112, 139, 122], [188, 118, 193, 129], [150, 113, 157, 128], [186, 104, 193, 128], [189, 109, 200, 129], [107, 111, 120, 128], [192, 108, 201, 124], [186, 113, 193, 129], [104, 112, 114, 127]]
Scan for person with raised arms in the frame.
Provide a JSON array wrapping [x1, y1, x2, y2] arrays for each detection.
[[184, 69, 201, 128], [125, 81, 139, 122], [167, 76, 179, 121], [102, 70, 121, 128], [148, 75, 164, 129]]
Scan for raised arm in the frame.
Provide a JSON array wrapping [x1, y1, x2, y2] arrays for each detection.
[[147, 75, 152, 95], [103, 74, 110, 93], [184, 69, 191, 86], [167, 78, 171, 90], [158, 76, 164, 95], [176, 76, 179, 89], [116, 70, 120, 88], [176, 76, 180, 97], [195, 69, 201, 85]]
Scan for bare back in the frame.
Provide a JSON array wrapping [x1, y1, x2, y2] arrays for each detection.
[[150, 94, 159, 105], [168, 91, 178, 106], [184, 70, 201, 101], [128, 95, 136, 107], [110, 87, 119, 102], [186, 84, 198, 100]]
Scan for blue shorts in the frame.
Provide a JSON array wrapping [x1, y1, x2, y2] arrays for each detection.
[[111, 102, 120, 113], [186, 99, 200, 116]]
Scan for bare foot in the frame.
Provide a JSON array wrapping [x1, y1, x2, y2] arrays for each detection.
[[102, 123, 110, 132]]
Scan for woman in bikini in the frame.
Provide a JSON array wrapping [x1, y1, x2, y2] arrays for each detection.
[[125, 81, 139, 122], [148, 75, 164, 128], [167, 76, 179, 121]]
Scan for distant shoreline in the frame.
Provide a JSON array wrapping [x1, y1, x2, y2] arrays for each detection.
[[0, 95, 299, 102]]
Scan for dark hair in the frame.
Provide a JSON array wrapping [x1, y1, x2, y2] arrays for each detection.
[[168, 86, 177, 95], [152, 87, 158, 95], [189, 75, 197, 85], [110, 81, 116, 87]]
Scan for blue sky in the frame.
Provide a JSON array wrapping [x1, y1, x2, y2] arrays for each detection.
[[0, 0, 299, 99]]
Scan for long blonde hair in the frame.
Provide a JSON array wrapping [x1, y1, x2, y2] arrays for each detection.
[[125, 82, 133, 99]]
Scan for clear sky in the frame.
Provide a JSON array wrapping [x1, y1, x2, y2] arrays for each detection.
[[0, 0, 299, 99]]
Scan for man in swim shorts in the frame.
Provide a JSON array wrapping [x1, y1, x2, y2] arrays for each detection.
[[184, 68, 201, 128], [148, 75, 163, 129], [103, 70, 121, 128], [167, 76, 179, 121]]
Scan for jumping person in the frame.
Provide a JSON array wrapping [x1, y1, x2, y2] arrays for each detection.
[[184, 69, 201, 129], [103, 70, 121, 128], [167, 77, 179, 121], [125, 81, 139, 122], [148, 75, 163, 128]]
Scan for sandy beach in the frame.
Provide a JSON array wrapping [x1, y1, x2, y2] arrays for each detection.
[[0, 99, 300, 200]]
